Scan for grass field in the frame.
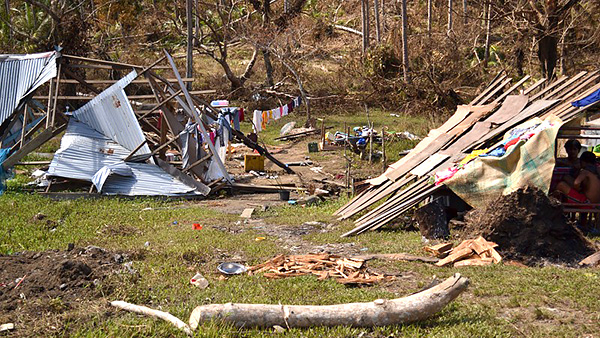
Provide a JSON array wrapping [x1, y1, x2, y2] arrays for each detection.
[[1, 191, 600, 337], [2, 108, 600, 337]]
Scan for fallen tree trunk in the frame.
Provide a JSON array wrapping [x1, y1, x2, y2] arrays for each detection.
[[189, 273, 468, 329], [111, 301, 193, 336]]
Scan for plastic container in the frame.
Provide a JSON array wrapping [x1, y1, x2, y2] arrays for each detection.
[[279, 190, 290, 201]]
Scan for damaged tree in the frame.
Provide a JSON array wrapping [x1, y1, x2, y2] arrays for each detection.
[[194, 1, 259, 90]]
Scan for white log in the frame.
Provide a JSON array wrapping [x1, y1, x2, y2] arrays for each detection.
[[189, 273, 469, 330], [110, 301, 193, 336]]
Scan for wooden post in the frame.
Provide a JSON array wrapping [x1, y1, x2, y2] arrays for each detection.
[[19, 105, 27, 149], [50, 63, 62, 128], [401, 0, 411, 83], [186, 0, 194, 90], [361, 0, 370, 55], [483, 2, 491, 67], [369, 122, 373, 163], [373, 0, 381, 43], [427, 0, 432, 37], [447, 0, 453, 33], [382, 126, 386, 171], [45, 78, 54, 129], [159, 112, 167, 160]]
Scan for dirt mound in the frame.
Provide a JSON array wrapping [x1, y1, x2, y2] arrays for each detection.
[[459, 187, 597, 264], [0, 246, 130, 316]]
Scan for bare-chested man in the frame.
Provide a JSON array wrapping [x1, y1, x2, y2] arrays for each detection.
[[556, 151, 600, 203]]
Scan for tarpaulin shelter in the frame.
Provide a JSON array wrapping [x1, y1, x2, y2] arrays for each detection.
[[336, 71, 600, 236]]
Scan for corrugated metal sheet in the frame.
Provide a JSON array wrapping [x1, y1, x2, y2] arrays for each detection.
[[71, 70, 151, 156], [101, 162, 199, 196], [47, 120, 130, 180], [0, 51, 57, 125], [48, 120, 199, 196]]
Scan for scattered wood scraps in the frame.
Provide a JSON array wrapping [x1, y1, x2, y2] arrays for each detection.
[[248, 253, 394, 285], [428, 237, 502, 267]]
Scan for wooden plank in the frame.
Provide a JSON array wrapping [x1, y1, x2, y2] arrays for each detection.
[[435, 247, 474, 267], [454, 258, 494, 267], [2, 125, 66, 170], [424, 243, 453, 257], [477, 78, 512, 105], [353, 253, 439, 264], [470, 74, 507, 105], [529, 75, 568, 102], [230, 183, 306, 193], [155, 158, 210, 196], [542, 71, 590, 100], [579, 252, 600, 266], [493, 75, 530, 104], [485, 95, 529, 125], [32, 90, 215, 101], [523, 78, 547, 95], [240, 208, 254, 218], [59, 78, 194, 85]]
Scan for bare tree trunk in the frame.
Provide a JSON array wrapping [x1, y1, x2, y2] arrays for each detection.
[[189, 274, 469, 329], [186, 0, 193, 89], [401, 0, 410, 83], [262, 49, 274, 87], [284, 0, 289, 13], [279, 58, 311, 127], [463, 0, 467, 25], [374, 0, 381, 43], [381, 0, 385, 34], [427, 0, 432, 37], [4, 0, 11, 40], [361, 0, 370, 55], [447, 0, 453, 33], [483, 2, 491, 67]]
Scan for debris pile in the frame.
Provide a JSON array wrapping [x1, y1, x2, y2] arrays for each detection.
[[249, 253, 393, 285], [459, 187, 597, 264], [429, 237, 502, 267]]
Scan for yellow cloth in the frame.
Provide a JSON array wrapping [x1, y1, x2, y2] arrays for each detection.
[[458, 149, 489, 166]]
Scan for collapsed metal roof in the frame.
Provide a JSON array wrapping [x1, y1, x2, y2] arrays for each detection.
[[48, 120, 200, 196], [70, 70, 151, 158], [0, 51, 57, 126]]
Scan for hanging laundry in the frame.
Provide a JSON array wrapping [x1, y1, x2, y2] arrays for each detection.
[[239, 108, 244, 122], [282, 105, 289, 116], [273, 107, 282, 120], [253, 110, 263, 133]]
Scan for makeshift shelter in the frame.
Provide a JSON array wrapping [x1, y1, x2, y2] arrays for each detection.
[[336, 71, 600, 236]]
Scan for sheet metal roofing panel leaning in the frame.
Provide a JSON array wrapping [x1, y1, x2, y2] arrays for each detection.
[[0, 51, 57, 125], [70, 70, 151, 157]]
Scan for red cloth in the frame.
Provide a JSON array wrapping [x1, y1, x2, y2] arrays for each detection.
[[239, 108, 244, 122], [567, 187, 590, 204], [504, 137, 520, 150]]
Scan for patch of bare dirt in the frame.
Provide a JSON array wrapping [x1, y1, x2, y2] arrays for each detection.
[[0, 246, 131, 325], [459, 187, 597, 265]]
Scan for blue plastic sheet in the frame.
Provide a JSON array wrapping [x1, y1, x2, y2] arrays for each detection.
[[0, 148, 11, 195], [572, 88, 600, 108]]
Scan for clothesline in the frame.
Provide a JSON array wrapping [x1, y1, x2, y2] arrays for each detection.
[[252, 96, 303, 133]]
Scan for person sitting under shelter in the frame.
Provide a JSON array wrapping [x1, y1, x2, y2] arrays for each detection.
[[556, 151, 600, 204], [555, 139, 582, 187]]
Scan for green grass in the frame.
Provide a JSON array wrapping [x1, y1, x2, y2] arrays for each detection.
[[1, 192, 600, 337]]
